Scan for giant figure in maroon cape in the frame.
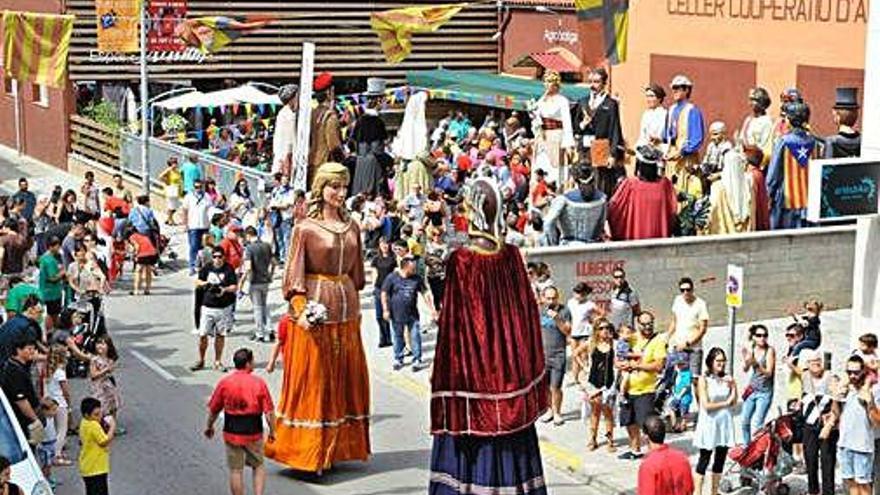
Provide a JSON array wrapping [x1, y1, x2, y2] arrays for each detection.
[[608, 145, 678, 241], [429, 177, 549, 495]]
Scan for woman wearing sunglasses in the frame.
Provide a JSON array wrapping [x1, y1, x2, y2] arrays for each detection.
[[740, 324, 776, 444]]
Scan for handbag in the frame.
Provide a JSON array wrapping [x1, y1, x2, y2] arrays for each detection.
[[741, 383, 754, 401]]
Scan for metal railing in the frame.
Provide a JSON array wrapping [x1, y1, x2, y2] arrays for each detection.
[[118, 131, 272, 206]]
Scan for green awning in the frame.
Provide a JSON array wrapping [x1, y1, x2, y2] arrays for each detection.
[[406, 69, 589, 111]]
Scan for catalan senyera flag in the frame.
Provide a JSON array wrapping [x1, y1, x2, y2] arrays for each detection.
[[576, 0, 629, 66], [174, 15, 275, 54], [370, 4, 465, 64], [2, 11, 75, 89]]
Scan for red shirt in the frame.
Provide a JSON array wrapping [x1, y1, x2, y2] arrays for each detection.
[[130, 233, 157, 258], [219, 238, 244, 270], [208, 369, 274, 445], [104, 196, 130, 217], [530, 180, 548, 206], [638, 445, 694, 495]]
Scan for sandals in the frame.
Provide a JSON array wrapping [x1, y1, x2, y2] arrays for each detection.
[[189, 362, 205, 372], [213, 361, 228, 372]]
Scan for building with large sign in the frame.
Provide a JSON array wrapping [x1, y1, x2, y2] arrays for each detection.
[[501, 0, 867, 139]]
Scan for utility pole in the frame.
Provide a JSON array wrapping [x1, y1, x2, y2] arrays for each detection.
[[139, 0, 150, 194]]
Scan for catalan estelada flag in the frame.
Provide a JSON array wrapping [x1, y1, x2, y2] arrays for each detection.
[[371, 4, 465, 64], [2, 11, 74, 89], [576, 0, 629, 66], [174, 15, 275, 54]]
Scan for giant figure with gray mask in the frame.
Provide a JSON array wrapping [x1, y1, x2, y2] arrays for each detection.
[[272, 84, 298, 176], [543, 163, 607, 245], [429, 177, 549, 495]]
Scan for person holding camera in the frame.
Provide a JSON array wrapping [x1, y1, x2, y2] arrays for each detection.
[[837, 355, 880, 495], [191, 246, 238, 372]]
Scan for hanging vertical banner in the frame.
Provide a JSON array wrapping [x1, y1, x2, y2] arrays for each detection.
[[148, 0, 187, 52], [292, 42, 315, 192], [96, 0, 139, 53]]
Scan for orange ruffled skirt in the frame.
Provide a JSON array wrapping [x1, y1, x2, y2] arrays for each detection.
[[265, 317, 371, 472]]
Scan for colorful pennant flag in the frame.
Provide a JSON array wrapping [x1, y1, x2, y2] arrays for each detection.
[[232, 102, 240, 115], [177, 132, 186, 143], [370, 4, 465, 64], [174, 15, 275, 54], [244, 103, 252, 116], [576, 0, 629, 66], [2, 11, 74, 89]]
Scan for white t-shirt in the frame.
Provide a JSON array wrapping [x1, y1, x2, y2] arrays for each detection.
[[567, 298, 597, 339], [183, 192, 213, 230], [46, 367, 67, 408], [670, 295, 709, 351]]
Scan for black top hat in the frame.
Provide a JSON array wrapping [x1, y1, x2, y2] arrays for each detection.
[[834, 87, 860, 109]]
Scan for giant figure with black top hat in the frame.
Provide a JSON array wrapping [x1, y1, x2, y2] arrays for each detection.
[[824, 87, 862, 159]]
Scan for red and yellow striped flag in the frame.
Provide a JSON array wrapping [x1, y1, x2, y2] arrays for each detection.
[[370, 4, 465, 64], [2, 11, 74, 89]]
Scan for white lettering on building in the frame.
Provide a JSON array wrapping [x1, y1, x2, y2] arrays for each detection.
[[88, 47, 208, 64], [543, 28, 579, 46]]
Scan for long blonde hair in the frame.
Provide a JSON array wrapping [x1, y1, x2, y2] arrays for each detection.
[[306, 162, 351, 222], [47, 343, 68, 375], [589, 317, 615, 352]]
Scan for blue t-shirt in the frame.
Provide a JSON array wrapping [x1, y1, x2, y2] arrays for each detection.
[[381, 271, 424, 323], [181, 161, 202, 193]]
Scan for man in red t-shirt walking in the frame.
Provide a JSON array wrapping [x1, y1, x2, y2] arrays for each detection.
[[205, 348, 275, 495], [637, 415, 694, 495]]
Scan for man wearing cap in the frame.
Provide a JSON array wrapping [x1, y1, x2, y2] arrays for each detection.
[[308, 72, 343, 185], [739, 87, 774, 168], [664, 74, 706, 197], [767, 102, 820, 230], [824, 87, 861, 159], [272, 84, 298, 176], [575, 67, 624, 198], [543, 163, 607, 245]]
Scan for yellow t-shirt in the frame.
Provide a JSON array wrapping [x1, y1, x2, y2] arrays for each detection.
[[407, 237, 424, 257], [628, 333, 668, 395], [79, 419, 110, 477]]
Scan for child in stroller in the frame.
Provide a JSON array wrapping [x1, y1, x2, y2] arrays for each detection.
[[719, 411, 796, 495], [662, 352, 693, 433]]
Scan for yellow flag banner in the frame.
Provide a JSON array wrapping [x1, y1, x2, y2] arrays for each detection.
[[370, 3, 465, 64], [96, 0, 139, 53], [2, 11, 74, 89]]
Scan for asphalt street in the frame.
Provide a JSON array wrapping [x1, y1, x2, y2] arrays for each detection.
[[49, 238, 587, 495]]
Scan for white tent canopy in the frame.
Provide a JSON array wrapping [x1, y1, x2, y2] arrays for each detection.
[[153, 84, 281, 110]]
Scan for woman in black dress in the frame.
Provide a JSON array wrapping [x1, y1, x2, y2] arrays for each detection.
[[580, 318, 617, 452], [370, 236, 397, 348]]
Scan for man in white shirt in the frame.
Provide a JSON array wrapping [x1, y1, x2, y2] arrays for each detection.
[[267, 174, 295, 262], [272, 84, 298, 176], [668, 276, 709, 377], [567, 282, 598, 384], [181, 179, 214, 275]]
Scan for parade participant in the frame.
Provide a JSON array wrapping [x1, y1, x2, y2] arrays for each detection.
[[351, 78, 390, 197], [532, 70, 575, 186], [743, 146, 771, 231], [824, 87, 861, 158], [636, 83, 667, 148], [738, 87, 774, 167], [767, 102, 819, 230], [575, 67, 624, 198], [308, 73, 343, 186], [429, 177, 548, 495], [608, 146, 677, 241], [664, 75, 706, 196], [265, 162, 370, 475], [705, 149, 753, 234], [272, 84, 298, 176], [774, 88, 804, 139], [543, 163, 606, 245], [702, 121, 733, 180], [394, 151, 435, 203]]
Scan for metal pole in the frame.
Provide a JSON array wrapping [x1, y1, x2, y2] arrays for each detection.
[[139, 0, 150, 194], [728, 306, 736, 375]]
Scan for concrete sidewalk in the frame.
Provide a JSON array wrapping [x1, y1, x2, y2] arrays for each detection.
[[0, 145, 81, 196]]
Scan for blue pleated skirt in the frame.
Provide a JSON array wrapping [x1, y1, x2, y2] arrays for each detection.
[[429, 425, 547, 495]]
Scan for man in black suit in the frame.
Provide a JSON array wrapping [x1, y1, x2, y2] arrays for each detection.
[[574, 67, 625, 198]]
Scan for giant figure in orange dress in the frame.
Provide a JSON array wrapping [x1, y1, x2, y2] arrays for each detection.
[[265, 162, 370, 474]]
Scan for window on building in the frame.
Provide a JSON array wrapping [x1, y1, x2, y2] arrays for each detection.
[[3, 77, 15, 97], [31, 84, 49, 107]]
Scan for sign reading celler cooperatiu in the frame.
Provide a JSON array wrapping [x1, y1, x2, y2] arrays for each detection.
[[666, 0, 868, 22]]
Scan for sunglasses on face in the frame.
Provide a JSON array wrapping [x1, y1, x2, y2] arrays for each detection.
[[715, 358, 727, 363], [212, 254, 224, 259], [679, 287, 693, 293], [754, 333, 768, 338], [613, 274, 624, 279], [785, 334, 796, 338], [846, 369, 863, 376]]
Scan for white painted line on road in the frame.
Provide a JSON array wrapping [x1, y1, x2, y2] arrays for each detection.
[[130, 350, 178, 381]]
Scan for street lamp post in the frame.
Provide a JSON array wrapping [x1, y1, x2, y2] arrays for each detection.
[[139, 0, 150, 194]]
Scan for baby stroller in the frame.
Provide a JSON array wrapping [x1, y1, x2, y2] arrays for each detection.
[[719, 412, 795, 495], [57, 299, 106, 378]]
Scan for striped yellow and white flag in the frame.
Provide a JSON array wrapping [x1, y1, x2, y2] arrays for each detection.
[[2, 11, 75, 89], [370, 4, 465, 64]]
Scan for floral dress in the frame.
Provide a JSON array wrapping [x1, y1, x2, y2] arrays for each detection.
[[89, 356, 121, 416]]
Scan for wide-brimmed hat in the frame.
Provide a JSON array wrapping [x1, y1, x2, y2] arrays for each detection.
[[833, 87, 860, 109], [365, 78, 387, 97]]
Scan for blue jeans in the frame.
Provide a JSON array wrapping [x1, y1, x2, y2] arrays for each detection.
[[790, 338, 820, 359], [273, 218, 292, 261], [187, 228, 207, 272], [741, 389, 773, 444], [392, 318, 421, 364]]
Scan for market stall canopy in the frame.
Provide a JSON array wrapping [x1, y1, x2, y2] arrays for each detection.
[[513, 46, 583, 74], [153, 84, 282, 110], [406, 69, 589, 111]]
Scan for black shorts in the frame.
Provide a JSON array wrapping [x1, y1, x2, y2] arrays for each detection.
[[137, 255, 158, 266], [619, 392, 656, 427], [545, 351, 566, 389], [44, 299, 62, 317]]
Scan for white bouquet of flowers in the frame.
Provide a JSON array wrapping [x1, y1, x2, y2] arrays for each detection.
[[304, 300, 329, 326]]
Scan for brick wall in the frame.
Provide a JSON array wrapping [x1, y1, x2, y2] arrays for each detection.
[[526, 226, 857, 327]]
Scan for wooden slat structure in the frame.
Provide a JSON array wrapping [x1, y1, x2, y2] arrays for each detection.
[[69, 114, 121, 168], [66, 1, 499, 82]]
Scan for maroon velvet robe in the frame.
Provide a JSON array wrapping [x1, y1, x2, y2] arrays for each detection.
[[748, 167, 771, 231], [430, 244, 548, 437], [608, 177, 678, 241]]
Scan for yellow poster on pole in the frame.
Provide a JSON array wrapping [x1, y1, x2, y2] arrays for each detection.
[[96, 0, 139, 53]]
